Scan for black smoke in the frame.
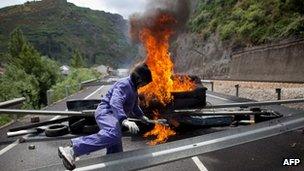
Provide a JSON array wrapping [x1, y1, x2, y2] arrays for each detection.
[[129, 0, 190, 43]]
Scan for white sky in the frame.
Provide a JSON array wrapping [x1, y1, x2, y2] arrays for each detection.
[[0, 0, 148, 19]]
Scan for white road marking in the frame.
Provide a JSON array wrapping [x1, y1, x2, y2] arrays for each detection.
[[0, 86, 105, 157], [72, 163, 106, 171], [192, 156, 208, 171], [50, 115, 62, 120], [206, 94, 229, 101], [0, 140, 19, 156], [84, 86, 104, 100]]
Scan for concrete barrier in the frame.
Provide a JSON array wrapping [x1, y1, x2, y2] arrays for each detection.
[[229, 39, 304, 83]]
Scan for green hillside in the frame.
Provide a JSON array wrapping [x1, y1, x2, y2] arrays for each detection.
[[189, 0, 304, 46], [0, 0, 137, 67]]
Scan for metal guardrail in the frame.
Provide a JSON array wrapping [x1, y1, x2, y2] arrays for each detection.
[[79, 78, 98, 89], [85, 80, 116, 86], [0, 97, 26, 108], [0, 109, 95, 116], [0, 97, 26, 122], [46, 78, 99, 106], [202, 80, 294, 100], [173, 110, 271, 116], [1, 98, 304, 117], [36, 112, 304, 171], [80, 78, 98, 85], [80, 78, 120, 87], [204, 98, 304, 109], [201, 80, 214, 91]]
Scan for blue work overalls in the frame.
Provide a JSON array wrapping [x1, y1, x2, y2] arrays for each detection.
[[71, 76, 144, 156]]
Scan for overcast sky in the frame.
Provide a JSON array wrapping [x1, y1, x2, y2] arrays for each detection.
[[0, 0, 148, 19]]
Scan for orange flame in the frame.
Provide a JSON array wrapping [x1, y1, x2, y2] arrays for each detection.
[[137, 13, 195, 145], [144, 123, 176, 145], [139, 14, 195, 105], [143, 111, 176, 145]]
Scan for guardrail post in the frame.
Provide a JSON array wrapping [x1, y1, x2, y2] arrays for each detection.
[[47, 90, 53, 106], [276, 88, 281, 100], [13, 113, 17, 122], [78, 83, 82, 90], [65, 85, 70, 98], [211, 81, 214, 92], [235, 84, 239, 97]]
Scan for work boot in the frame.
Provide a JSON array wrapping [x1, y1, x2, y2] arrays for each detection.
[[58, 146, 76, 170]]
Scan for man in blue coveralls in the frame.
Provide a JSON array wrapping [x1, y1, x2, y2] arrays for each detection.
[[58, 63, 153, 170]]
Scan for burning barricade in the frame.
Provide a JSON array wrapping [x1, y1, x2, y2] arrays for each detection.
[[129, 0, 206, 145]]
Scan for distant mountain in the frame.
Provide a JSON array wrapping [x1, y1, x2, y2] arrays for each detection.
[[0, 0, 137, 67]]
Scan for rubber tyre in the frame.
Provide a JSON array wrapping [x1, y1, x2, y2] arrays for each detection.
[[45, 124, 69, 137], [69, 118, 86, 134], [68, 116, 84, 128], [69, 117, 98, 135]]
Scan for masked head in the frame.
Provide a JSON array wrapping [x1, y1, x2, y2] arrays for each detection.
[[130, 63, 152, 88]]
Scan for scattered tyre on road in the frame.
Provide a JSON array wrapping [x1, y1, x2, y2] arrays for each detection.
[[45, 124, 69, 137]]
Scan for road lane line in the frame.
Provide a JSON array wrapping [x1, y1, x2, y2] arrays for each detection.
[[51, 115, 62, 120], [206, 94, 229, 101], [0, 140, 19, 156], [0, 86, 105, 157], [73, 163, 106, 171], [192, 156, 208, 171], [84, 86, 104, 100]]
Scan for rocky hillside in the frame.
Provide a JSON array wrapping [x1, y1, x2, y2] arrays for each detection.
[[173, 0, 304, 79], [0, 0, 137, 67]]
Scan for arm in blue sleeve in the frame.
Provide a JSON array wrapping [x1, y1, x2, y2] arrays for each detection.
[[133, 101, 144, 118], [109, 84, 127, 122]]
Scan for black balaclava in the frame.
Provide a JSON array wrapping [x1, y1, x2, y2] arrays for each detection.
[[130, 63, 152, 88]]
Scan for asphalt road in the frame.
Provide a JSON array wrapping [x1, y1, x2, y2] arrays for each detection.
[[0, 83, 303, 171]]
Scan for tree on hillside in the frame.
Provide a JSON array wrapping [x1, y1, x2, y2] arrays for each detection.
[[71, 50, 85, 68], [8, 29, 43, 71], [3, 28, 61, 106], [0, 53, 9, 66], [190, 0, 304, 45], [0, 64, 39, 108], [285, 0, 304, 14], [8, 28, 27, 59]]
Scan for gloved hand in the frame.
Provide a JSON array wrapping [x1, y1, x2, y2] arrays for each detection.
[[122, 119, 139, 134], [141, 115, 152, 124]]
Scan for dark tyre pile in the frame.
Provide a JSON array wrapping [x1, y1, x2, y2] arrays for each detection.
[[66, 99, 101, 135]]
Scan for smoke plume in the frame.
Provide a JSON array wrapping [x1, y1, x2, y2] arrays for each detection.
[[129, 0, 190, 43]]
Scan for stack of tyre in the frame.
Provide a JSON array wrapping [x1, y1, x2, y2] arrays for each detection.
[[67, 99, 101, 135], [43, 99, 101, 137]]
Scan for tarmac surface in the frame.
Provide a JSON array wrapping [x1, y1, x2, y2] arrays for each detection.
[[0, 83, 303, 171]]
